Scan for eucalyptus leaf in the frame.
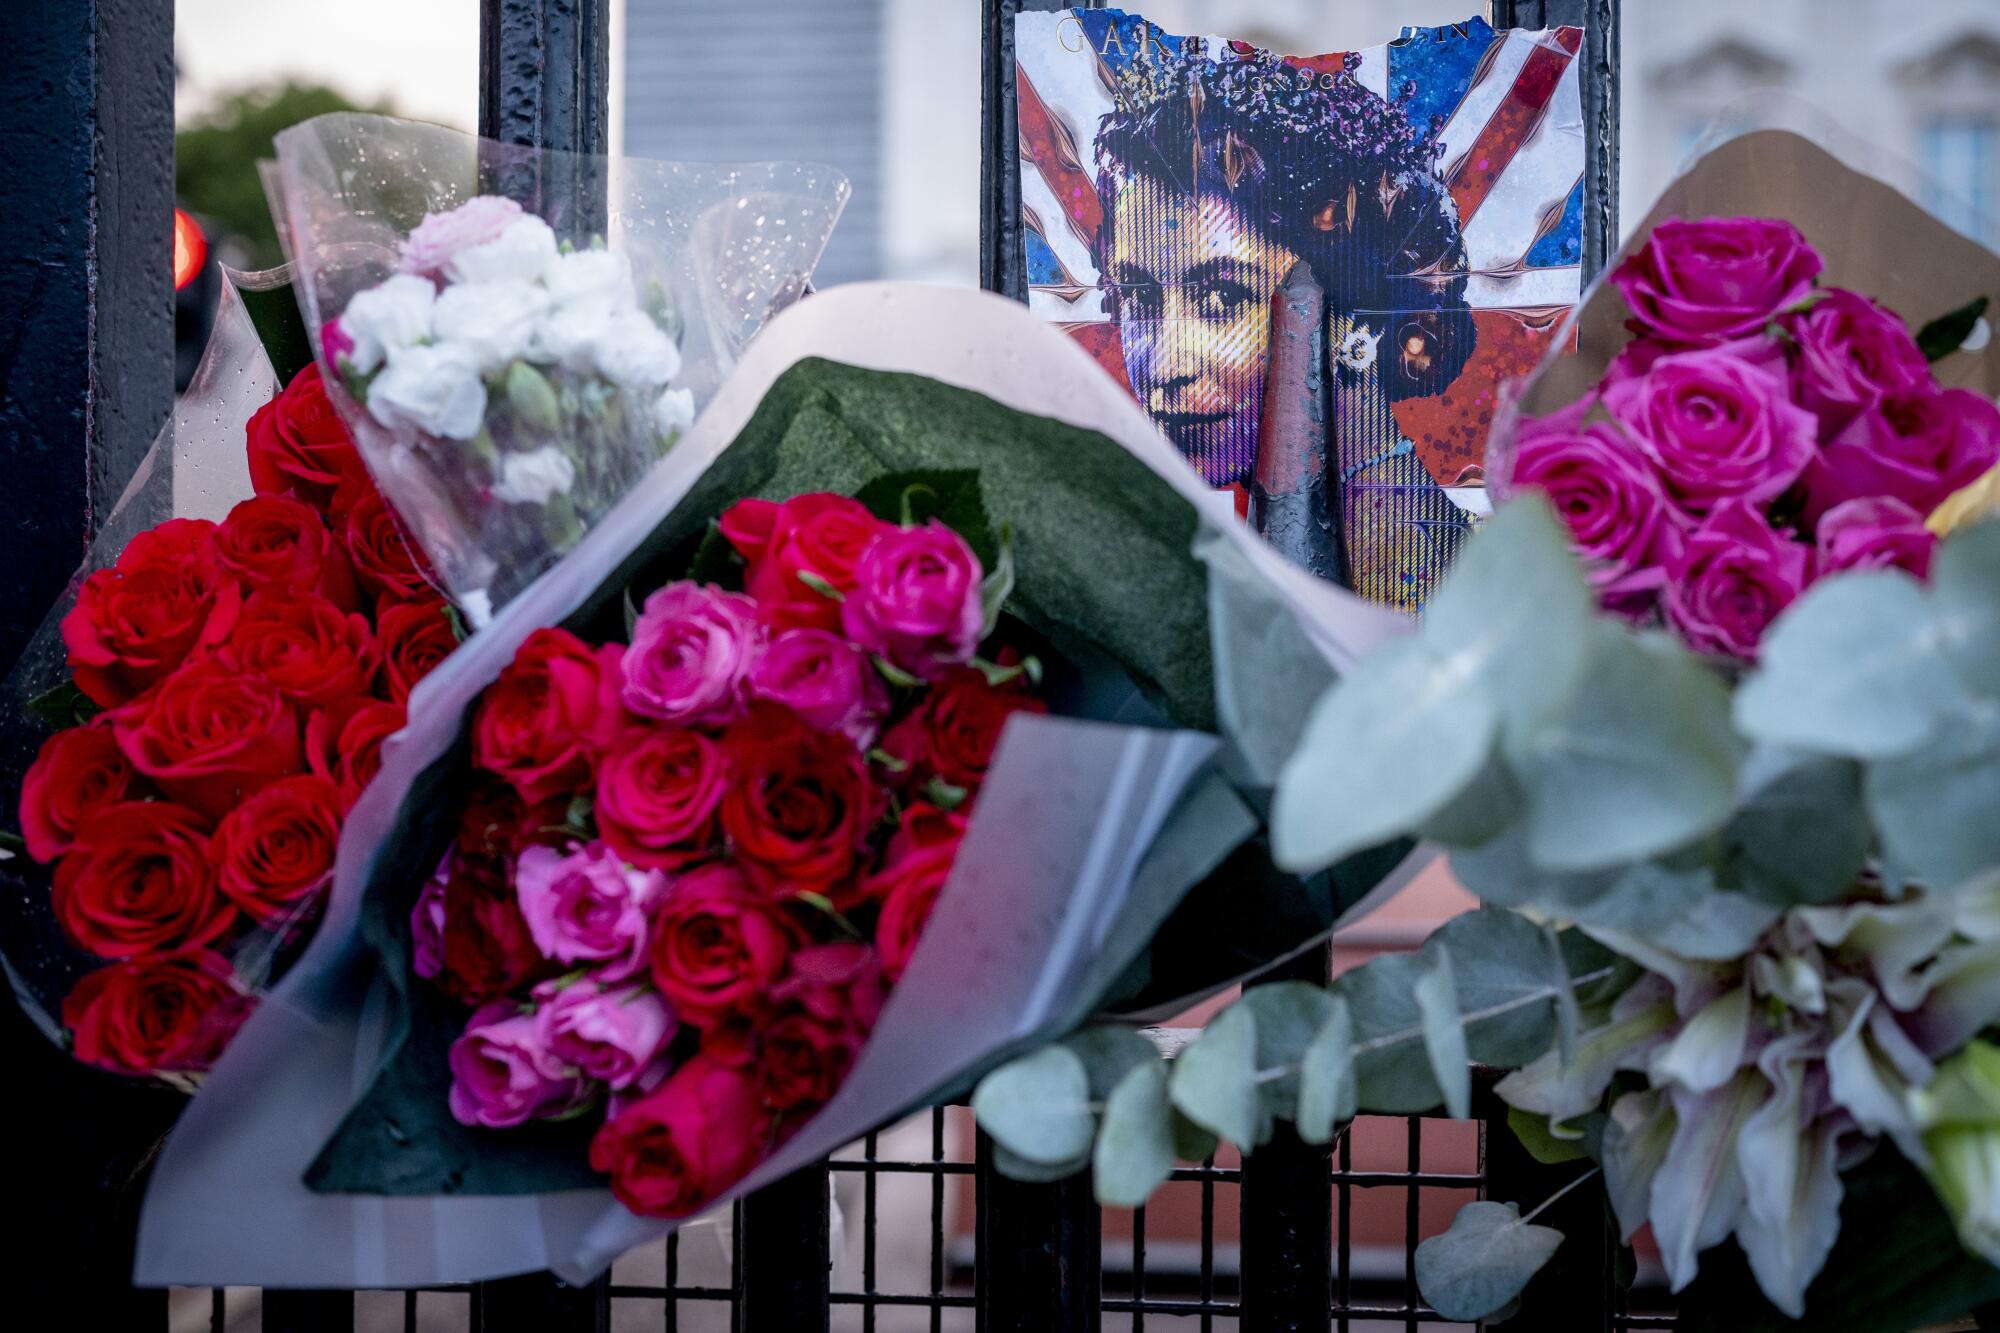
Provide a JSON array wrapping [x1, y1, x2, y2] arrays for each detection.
[[1934, 518, 2000, 702], [1093, 1061, 1177, 1208], [1735, 570, 1965, 760], [1241, 981, 1339, 1116], [1272, 636, 1499, 874], [1335, 953, 1444, 1112], [990, 1141, 1092, 1184], [1867, 704, 2000, 892], [1416, 949, 1471, 1121], [1423, 494, 1595, 746], [970, 1045, 1094, 1167], [26, 679, 100, 731], [1719, 749, 1871, 907], [1169, 1002, 1268, 1148], [1063, 1025, 1162, 1100], [1171, 1110, 1220, 1164], [1414, 1199, 1564, 1322], [1415, 750, 1525, 848], [1507, 627, 1742, 873], [1296, 997, 1357, 1144], [1430, 908, 1579, 1068]]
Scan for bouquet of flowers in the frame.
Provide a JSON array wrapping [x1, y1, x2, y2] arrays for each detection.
[[133, 283, 1420, 1288], [2, 280, 456, 1083], [426, 491, 1044, 1216], [967, 128, 2000, 1331], [273, 113, 852, 620]]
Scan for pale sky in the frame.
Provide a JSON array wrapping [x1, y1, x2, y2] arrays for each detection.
[[176, 0, 481, 129]]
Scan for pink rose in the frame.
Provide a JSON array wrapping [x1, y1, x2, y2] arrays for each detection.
[[447, 1000, 591, 1129], [840, 521, 984, 679], [1610, 216, 1823, 347], [623, 583, 764, 726], [514, 841, 666, 982], [1664, 501, 1813, 660], [748, 628, 889, 745], [718, 493, 888, 632], [1510, 406, 1682, 604], [593, 726, 726, 871], [1804, 388, 2000, 523], [1603, 344, 1817, 516], [411, 855, 450, 979], [534, 978, 678, 1092], [1785, 288, 1932, 435], [1815, 496, 1938, 580], [399, 196, 523, 278], [588, 1051, 770, 1218]]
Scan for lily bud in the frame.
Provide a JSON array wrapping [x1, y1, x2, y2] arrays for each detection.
[[504, 361, 562, 433], [1912, 1040, 2000, 1265]]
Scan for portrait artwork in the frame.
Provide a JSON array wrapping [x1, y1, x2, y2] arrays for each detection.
[[1014, 10, 1586, 609]]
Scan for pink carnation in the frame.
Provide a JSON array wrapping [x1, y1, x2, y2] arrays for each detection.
[[398, 196, 524, 278]]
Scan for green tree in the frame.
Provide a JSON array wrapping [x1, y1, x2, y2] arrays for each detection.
[[176, 83, 390, 269]]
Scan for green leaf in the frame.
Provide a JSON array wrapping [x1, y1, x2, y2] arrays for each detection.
[[971, 1045, 1095, 1167], [1414, 1199, 1564, 1322], [1415, 948, 1471, 1121], [1062, 1025, 1160, 1100], [980, 525, 1016, 640], [1423, 493, 1596, 746], [1169, 1002, 1267, 1148], [622, 585, 641, 641], [1170, 1110, 1220, 1164], [1508, 1106, 1591, 1165], [1093, 1061, 1177, 1208], [1240, 980, 1339, 1118], [852, 467, 998, 570], [1719, 749, 1870, 906], [1736, 570, 1966, 760], [442, 602, 471, 644], [795, 570, 845, 602], [1336, 953, 1443, 1112], [1507, 627, 1742, 873], [685, 520, 744, 589], [1272, 637, 1500, 874], [1431, 908, 1579, 1068], [874, 656, 921, 689], [0, 830, 26, 858], [1296, 997, 1356, 1144], [27, 680, 101, 731], [1415, 751, 1525, 848], [1917, 295, 1991, 363], [1868, 704, 2000, 892]]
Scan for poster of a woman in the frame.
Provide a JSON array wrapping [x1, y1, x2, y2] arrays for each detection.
[[1016, 10, 1587, 610]]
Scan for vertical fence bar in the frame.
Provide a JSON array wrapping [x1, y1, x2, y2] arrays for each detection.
[[474, 1272, 609, 1333], [975, 1133, 1102, 1333], [738, 1161, 833, 1330], [1478, 1079, 1613, 1330], [1239, 946, 1337, 1332], [262, 1289, 358, 1332], [2, 4, 175, 1329]]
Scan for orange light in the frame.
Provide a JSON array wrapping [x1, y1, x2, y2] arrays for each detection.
[[173, 208, 207, 291]]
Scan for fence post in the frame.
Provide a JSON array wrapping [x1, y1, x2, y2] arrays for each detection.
[[976, 1134, 1103, 1333], [738, 1161, 833, 1330], [474, 1272, 610, 1333], [1477, 1079, 1614, 1330], [261, 1290, 357, 1331]]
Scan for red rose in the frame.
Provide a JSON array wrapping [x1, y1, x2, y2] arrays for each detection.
[[718, 493, 886, 631], [306, 699, 405, 812], [62, 950, 251, 1076], [647, 862, 804, 1028], [375, 598, 457, 704], [880, 667, 1046, 794], [246, 363, 370, 514], [756, 942, 885, 1115], [588, 1051, 770, 1218], [867, 836, 962, 983], [215, 494, 358, 610], [594, 725, 727, 871], [19, 720, 145, 863], [881, 800, 968, 864], [61, 518, 244, 707], [433, 852, 549, 1006], [222, 588, 379, 708], [452, 773, 569, 863], [472, 628, 624, 803], [52, 801, 236, 958], [211, 774, 343, 925], [343, 487, 435, 605], [718, 705, 878, 901], [111, 659, 303, 820]]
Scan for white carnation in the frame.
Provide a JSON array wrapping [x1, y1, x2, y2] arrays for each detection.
[[525, 299, 616, 374], [445, 214, 559, 286], [368, 342, 488, 441], [592, 308, 683, 390], [340, 273, 436, 374], [491, 445, 578, 506], [545, 248, 637, 311], [653, 386, 696, 442], [431, 280, 552, 375]]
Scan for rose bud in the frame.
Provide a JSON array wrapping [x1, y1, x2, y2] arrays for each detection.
[[19, 720, 145, 863], [306, 699, 405, 813], [215, 493, 359, 611], [647, 862, 804, 1028], [867, 839, 961, 982], [1508, 406, 1682, 607], [433, 853, 551, 1007], [342, 487, 436, 605], [447, 1000, 592, 1129], [535, 978, 678, 1092], [878, 667, 1047, 797], [1608, 216, 1823, 348], [62, 950, 251, 1077], [1805, 387, 2000, 523], [53, 801, 236, 959], [588, 1051, 770, 1218], [211, 774, 343, 927], [62, 518, 244, 708], [718, 492, 887, 631], [594, 726, 727, 872], [514, 841, 666, 982], [621, 582, 764, 727], [840, 520, 985, 680], [411, 855, 450, 980]]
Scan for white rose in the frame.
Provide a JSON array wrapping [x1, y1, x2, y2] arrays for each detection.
[[431, 280, 551, 375], [445, 214, 559, 286], [545, 248, 637, 311], [491, 445, 578, 506], [653, 386, 696, 442], [592, 308, 683, 390], [368, 342, 488, 441], [340, 273, 436, 374]]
